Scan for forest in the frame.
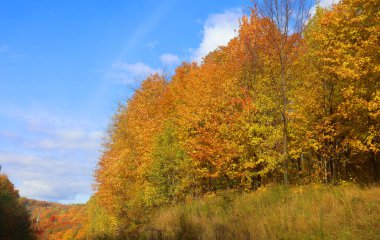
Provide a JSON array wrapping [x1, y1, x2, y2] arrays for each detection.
[[0, 0, 379, 239], [89, 0, 380, 238]]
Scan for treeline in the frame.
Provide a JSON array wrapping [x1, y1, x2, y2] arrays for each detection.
[[26, 199, 86, 240], [0, 174, 34, 239], [89, 0, 379, 238]]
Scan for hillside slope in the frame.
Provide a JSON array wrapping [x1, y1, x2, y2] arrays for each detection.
[[146, 184, 380, 240], [25, 199, 86, 239]]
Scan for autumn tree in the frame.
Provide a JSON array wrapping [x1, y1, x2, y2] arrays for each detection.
[[246, 0, 311, 184], [92, 0, 380, 237], [0, 174, 34, 240], [82, 196, 116, 239], [302, 0, 380, 183], [95, 74, 168, 234], [146, 122, 193, 205]]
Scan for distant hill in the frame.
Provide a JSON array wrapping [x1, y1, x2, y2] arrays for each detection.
[[25, 198, 86, 240]]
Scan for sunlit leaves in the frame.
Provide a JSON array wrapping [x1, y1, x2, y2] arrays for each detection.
[[91, 0, 380, 237]]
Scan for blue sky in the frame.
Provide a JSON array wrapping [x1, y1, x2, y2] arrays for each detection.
[[0, 0, 245, 203], [0, 0, 336, 204]]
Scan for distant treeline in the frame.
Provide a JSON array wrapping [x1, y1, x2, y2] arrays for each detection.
[[26, 199, 85, 240]]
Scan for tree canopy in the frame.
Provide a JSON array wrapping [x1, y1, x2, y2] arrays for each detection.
[[91, 0, 380, 237]]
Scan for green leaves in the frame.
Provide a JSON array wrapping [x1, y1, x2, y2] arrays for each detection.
[[147, 123, 194, 206]]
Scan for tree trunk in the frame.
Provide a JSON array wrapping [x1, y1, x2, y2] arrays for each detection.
[[371, 152, 379, 183]]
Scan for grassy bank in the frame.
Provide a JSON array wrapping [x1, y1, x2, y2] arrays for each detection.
[[145, 184, 380, 240]]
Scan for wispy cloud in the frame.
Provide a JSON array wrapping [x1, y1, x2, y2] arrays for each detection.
[[1, 151, 94, 202], [191, 8, 242, 64], [115, 1, 172, 61], [26, 130, 102, 150], [0, 106, 103, 203], [108, 61, 162, 85], [160, 53, 180, 66], [18, 179, 90, 202], [147, 41, 159, 49], [59, 193, 91, 204], [0, 130, 17, 139]]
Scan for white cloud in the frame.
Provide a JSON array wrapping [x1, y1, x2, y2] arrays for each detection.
[[108, 61, 162, 85], [17, 179, 90, 201], [114, 62, 158, 76], [191, 8, 242, 64], [26, 129, 102, 150], [0, 106, 102, 203], [1, 152, 94, 202], [310, 0, 340, 16], [19, 180, 55, 199], [160, 53, 180, 66], [319, 0, 340, 8], [59, 193, 91, 204], [0, 106, 104, 151]]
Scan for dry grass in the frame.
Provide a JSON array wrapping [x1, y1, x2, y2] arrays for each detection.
[[146, 184, 380, 240]]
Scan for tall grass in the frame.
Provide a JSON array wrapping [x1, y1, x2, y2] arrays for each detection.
[[146, 184, 380, 240]]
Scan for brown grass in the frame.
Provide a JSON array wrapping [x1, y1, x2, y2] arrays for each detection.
[[146, 184, 380, 240]]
